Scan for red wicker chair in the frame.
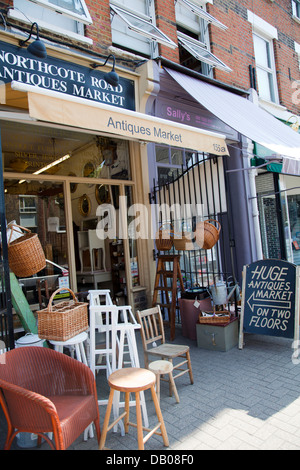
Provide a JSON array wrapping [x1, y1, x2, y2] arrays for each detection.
[[0, 346, 101, 450]]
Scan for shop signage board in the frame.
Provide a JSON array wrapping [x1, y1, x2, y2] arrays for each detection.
[[0, 40, 135, 110], [24, 89, 229, 154], [239, 259, 300, 349], [156, 97, 239, 141]]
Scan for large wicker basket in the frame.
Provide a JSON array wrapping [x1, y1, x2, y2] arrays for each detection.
[[7, 224, 46, 277], [38, 288, 88, 341], [173, 231, 195, 251], [155, 224, 174, 251], [195, 219, 221, 250]]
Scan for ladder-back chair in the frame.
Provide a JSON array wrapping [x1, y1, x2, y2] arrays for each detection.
[[136, 306, 194, 388]]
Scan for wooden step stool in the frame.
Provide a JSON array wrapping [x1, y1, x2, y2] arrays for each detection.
[[152, 255, 184, 341]]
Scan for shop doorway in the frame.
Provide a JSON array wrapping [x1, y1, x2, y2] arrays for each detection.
[[71, 182, 128, 305]]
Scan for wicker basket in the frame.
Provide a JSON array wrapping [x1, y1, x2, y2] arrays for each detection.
[[38, 288, 88, 341], [195, 219, 221, 250], [155, 224, 174, 251], [199, 311, 230, 324], [7, 224, 46, 277], [173, 231, 195, 251]]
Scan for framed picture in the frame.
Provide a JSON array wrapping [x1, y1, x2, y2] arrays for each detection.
[[68, 173, 78, 193], [95, 184, 111, 205], [78, 193, 91, 217], [83, 161, 95, 178]]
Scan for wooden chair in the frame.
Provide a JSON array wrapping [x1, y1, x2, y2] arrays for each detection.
[[0, 347, 101, 450], [78, 230, 106, 273], [136, 306, 194, 391]]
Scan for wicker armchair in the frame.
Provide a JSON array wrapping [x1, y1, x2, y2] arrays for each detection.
[[0, 346, 101, 450]]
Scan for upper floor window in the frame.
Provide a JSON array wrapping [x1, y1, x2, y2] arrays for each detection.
[[110, 0, 176, 57], [175, 0, 230, 76], [253, 33, 278, 103], [292, 0, 300, 20], [248, 11, 279, 104], [8, 0, 92, 44]]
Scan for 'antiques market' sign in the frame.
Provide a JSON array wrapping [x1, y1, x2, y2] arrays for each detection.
[[239, 259, 300, 349], [0, 40, 135, 110]]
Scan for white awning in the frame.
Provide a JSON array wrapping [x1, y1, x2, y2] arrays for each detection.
[[165, 68, 300, 175], [10, 81, 229, 156]]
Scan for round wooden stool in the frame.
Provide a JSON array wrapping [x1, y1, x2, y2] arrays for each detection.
[[99, 367, 169, 450], [149, 360, 180, 403]]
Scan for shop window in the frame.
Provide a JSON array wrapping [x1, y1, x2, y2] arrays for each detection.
[[19, 195, 37, 228], [110, 1, 176, 57], [175, 0, 230, 75], [8, 0, 92, 44], [4, 123, 131, 183], [19, 195, 37, 213], [156, 145, 189, 184], [155, 147, 197, 184], [287, 194, 300, 264]]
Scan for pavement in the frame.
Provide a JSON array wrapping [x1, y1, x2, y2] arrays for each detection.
[[2, 324, 300, 452]]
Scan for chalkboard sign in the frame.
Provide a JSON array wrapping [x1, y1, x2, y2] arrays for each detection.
[[239, 259, 300, 349]]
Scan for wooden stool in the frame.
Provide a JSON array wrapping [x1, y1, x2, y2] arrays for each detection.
[[149, 360, 180, 403], [99, 367, 169, 450]]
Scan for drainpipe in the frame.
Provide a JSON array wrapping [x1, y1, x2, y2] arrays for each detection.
[[248, 167, 263, 260], [247, 88, 263, 261]]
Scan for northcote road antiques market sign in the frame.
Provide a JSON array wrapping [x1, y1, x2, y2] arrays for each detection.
[[239, 259, 300, 349], [0, 40, 135, 110]]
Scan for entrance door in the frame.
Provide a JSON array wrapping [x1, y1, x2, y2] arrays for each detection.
[[71, 182, 129, 304]]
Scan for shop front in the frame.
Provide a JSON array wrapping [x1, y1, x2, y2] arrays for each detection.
[[142, 61, 250, 288], [0, 37, 229, 322], [144, 61, 300, 287]]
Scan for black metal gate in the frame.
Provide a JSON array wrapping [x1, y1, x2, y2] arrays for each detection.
[[150, 152, 236, 295]]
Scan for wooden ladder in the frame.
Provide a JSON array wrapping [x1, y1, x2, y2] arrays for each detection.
[[152, 254, 184, 341]]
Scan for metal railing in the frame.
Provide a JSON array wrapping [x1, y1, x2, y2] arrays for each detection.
[[150, 152, 236, 312]]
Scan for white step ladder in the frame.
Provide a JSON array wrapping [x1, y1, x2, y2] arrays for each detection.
[[88, 290, 149, 431]]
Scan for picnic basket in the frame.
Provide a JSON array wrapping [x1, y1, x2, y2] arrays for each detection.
[[38, 287, 88, 341], [155, 224, 174, 251], [195, 219, 221, 250], [7, 224, 46, 277]]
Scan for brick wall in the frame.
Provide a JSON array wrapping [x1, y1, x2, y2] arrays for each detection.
[[86, 0, 112, 54], [155, 0, 179, 62], [208, 0, 300, 114], [2, 0, 300, 114], [149, 0, 300, 114]]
